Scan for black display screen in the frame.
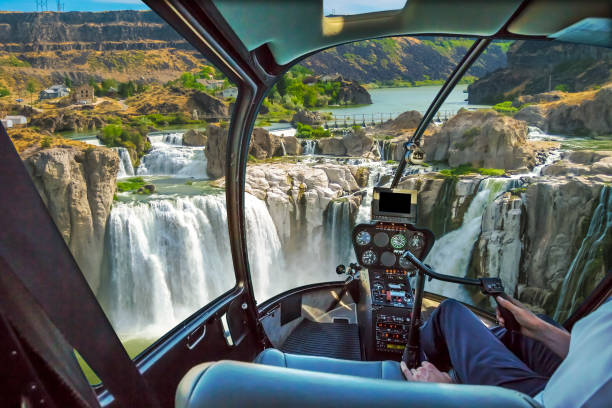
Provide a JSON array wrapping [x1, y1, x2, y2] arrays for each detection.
[[379, 191, 411, 214]]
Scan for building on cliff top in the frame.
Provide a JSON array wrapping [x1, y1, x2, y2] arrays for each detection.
[[72, 85, 95, 105], [196, 79, 225, 90], [39, 84, 70, 101]]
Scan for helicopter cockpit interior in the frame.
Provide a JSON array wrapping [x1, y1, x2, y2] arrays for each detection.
[[1, 1, 611, 407]]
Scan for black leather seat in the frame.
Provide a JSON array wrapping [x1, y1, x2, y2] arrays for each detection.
[[175, 360, 540, 408], [254, 348, 404, 381]]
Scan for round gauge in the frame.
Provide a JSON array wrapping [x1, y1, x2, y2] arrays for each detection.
[[409, 234, 424, 250], [372, 282, 384, 292], [399, 256, 415, 270], [381, 251, 396, 267], [373, 232, 389, 247], [355, 230, 371, 246], [362, 249, 377, 266], [390, 233, 407, 249]]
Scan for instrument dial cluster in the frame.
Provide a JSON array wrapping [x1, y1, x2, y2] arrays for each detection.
[[352, 222, 432, 270]]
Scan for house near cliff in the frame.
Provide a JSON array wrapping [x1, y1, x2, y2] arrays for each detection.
[[1, 115, 27, 128], [72, 84, 95, 104], [197, 78, 225, 90], [217, 87, 238, 99], [38, 84, 70, 100]]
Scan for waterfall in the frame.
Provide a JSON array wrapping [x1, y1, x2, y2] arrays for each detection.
[[324, 199, 355, 267], [137, 146, 208, 178], [104, 193, 283, 338], [148, 132, 184, 145], [280, 139, 287, 156], [553, 186, 612, 322], [355, 162, 394, 224], [424, 178, 512, 302], [114, 147, 134, 178], [302, 140, 317, 155], [376, 140, 392, 161]]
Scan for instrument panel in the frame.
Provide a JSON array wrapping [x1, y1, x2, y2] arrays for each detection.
[[352, 222, 433, 271], [353, 222, 435, 356]]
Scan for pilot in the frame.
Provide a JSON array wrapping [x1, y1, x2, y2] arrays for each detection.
[[400, 296, 611, 407]]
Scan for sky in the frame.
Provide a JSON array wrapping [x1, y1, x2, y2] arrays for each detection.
[[0, 0, 148, 12], [0, 0, 407, 14]]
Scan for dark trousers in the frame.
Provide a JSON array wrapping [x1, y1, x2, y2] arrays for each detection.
[[420, 299, 563, 397]]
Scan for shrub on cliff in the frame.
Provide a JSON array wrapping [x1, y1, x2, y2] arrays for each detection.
[[99, 124, 151, 164], [296, 122, 330, 139]]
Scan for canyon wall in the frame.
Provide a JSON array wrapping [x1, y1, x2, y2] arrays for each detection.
[[23, 145, 119, 294]]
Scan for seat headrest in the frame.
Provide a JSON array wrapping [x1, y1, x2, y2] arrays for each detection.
[[176, 360, 539, 408]]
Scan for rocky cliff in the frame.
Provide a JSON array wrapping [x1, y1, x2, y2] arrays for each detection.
[[0, 11, 186, 52], [468, 40, 612, 104], [398, 168, 610, 318], [514, 85, 612, 136], [23, 145, 119, 294], [205, 125, 303, 179], [214, 162, 366, 248], [423, 109, 543, 171]]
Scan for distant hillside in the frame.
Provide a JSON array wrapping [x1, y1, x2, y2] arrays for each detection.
[[0, 11, 510, 96], [301, 37, 509, 84], [468, 40, 612, 104]]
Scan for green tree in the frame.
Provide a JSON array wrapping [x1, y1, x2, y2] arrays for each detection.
[[26, 80, 36, 104], [64, 76, 72, 88]]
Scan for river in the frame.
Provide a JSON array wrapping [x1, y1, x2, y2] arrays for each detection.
[[317, 84, 490, 121]]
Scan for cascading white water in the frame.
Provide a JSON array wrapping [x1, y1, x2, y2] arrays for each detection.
[[356, 162, 394, 224], [137, 146, 208, 177], [148, 132, 184, 145], [105, 193, 283, 338], [324, 199, 355, 267], [302, 140, 317, 155], [137, 133, 208, 178], [376, 140, 391, 161], [424, 178, 512, 302], [114, 147, 134, 178], [280, 139, 287, 156]]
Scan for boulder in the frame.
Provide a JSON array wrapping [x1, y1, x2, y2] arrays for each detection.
[[191, 90, 229, 117], [424, 109, 535, 170], [23, 146, 119, 294], [342, 129, 373, 156], [337, 81, 372, 105], [249, 127, 283, 159], [182, 129, 207, 146], [546, 86, 612, 136], [291, 110, 325, 126], [384, 110, 423, 131], [317, 137, 347, 156], [282, 136, 302, 155]]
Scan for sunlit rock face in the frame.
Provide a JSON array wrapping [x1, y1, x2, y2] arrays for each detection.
[[520, 177, 604, 313], [424, 109, 536, 170], [398, 174, 483, 236], [542, 150, 612, 177], [471, 192, 523, 301], [23, 146, 119, 294], [516, 86, 612, 136]]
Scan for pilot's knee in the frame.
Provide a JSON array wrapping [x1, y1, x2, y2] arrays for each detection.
[[438, 298, 468, 316]]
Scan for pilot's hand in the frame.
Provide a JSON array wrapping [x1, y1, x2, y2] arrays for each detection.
[[496, 296, 543, 339], [401, 361, 452, 383]]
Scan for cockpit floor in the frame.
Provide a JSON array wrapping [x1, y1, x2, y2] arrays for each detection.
[[280, 320, 362, 360]]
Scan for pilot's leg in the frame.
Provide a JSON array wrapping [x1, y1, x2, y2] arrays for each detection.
[[490, 315, 563, 378], [419, 299, 548, 396]]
